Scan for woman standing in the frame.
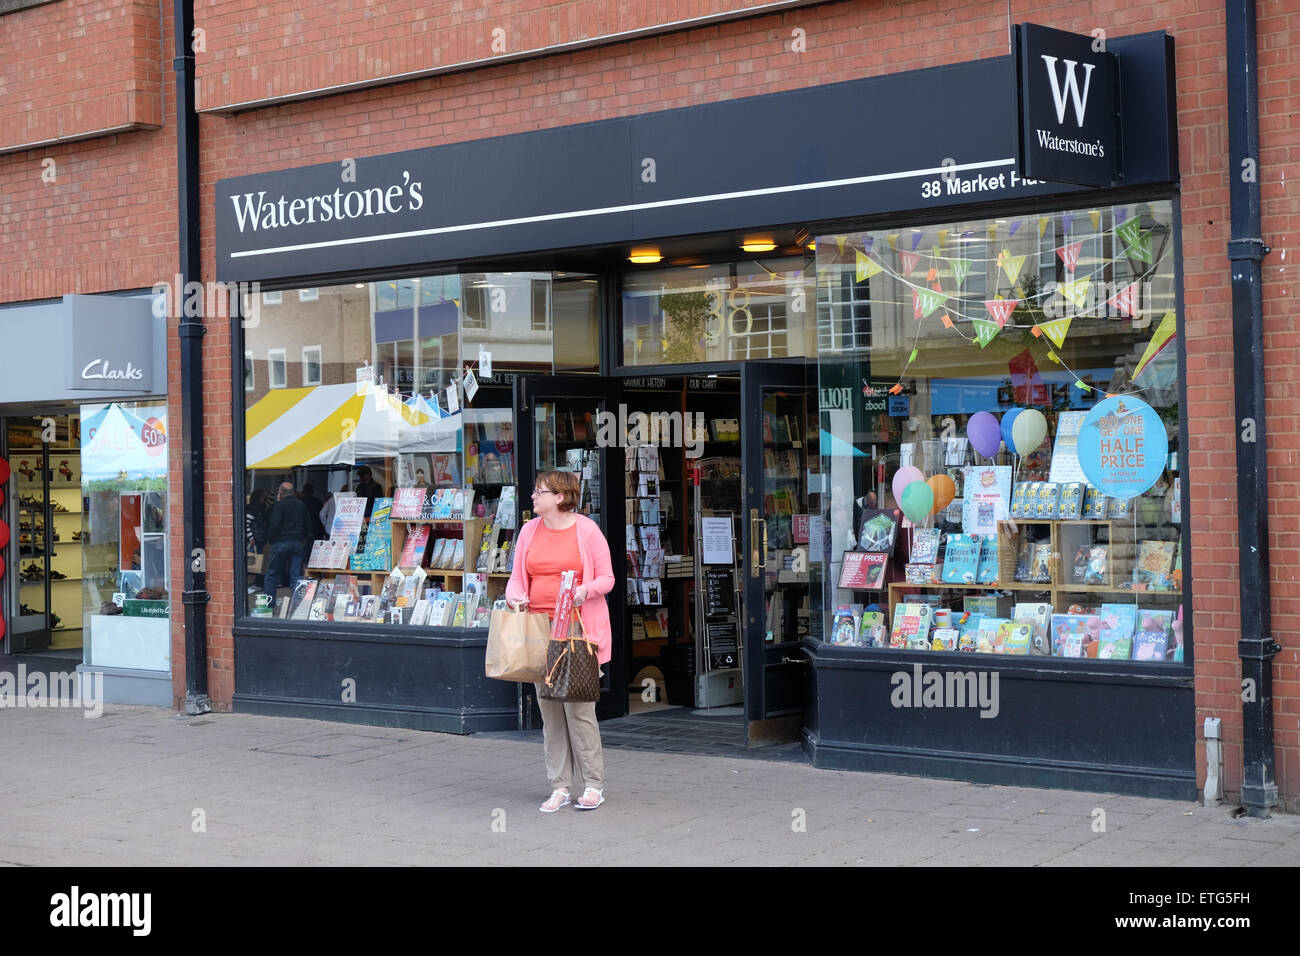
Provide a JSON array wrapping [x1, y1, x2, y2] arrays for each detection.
[[505, 470, 615, 812]]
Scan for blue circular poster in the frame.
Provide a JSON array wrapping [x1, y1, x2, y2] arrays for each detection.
[[1077, 396, 1169, 498]]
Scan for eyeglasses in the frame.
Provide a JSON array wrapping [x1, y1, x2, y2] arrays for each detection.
[[532, 488, 555, 497]]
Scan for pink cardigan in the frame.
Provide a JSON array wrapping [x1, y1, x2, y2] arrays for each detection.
[[505, 514, 617, 664]]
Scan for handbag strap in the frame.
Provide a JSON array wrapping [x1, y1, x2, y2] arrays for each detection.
[[544, 642, 571, 686]]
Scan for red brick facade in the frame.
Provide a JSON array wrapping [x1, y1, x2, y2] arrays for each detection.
[[3, 0, 1297, 810]]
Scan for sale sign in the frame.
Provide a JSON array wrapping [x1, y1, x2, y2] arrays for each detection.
[[1077, 396, 1168, 498]]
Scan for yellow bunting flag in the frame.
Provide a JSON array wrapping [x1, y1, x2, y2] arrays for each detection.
[[1047, 350, 1061, 363], [1090, 210, 1101, 232], [1134, 310, 1177, 380], [855, 250, 883, 283], [1038, 216, 1050, 238], [887, 234, 899, 251], [834, 235, 847, 253], [1060, 277, 1091, 310], [998, 251, 1026, 287], [938, 229, 949, 248], [1039, 317, 1073, 348]]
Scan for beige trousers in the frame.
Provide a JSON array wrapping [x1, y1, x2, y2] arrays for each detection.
[[535, 683, 605, 791]]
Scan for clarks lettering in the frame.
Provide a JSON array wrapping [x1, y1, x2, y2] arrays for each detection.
[[82, 359, 144, 382]]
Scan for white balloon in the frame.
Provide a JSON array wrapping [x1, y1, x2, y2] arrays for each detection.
[[1011, 408, 1048, 456]]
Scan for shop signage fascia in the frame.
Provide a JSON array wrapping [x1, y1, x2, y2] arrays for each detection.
[[1014, 23, 1121, 187], [64, 295, 156, 392], [215, 33, 1175, 285]]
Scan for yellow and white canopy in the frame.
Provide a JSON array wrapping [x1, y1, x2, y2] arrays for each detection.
[[245, 382, 458, 470]]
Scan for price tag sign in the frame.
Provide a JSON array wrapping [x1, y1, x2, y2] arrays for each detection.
[[478, 349, 492, 379]]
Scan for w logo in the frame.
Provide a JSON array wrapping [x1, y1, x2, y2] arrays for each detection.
[[1040, 55, 1095, 127]]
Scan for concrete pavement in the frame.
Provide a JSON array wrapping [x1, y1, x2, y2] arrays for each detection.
[[1, 704, 1298, 867]]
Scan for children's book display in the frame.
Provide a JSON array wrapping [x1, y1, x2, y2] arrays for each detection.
[[835, 409, 1184, 663]]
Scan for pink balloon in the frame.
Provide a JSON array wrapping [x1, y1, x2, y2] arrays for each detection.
[[892, 465, 924, 505]]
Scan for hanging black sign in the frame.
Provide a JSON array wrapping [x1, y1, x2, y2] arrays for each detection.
[[1015, 23, 1120, 187]]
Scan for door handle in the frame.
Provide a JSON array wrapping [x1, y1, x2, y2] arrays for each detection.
[[781, 656, 808, 665], [750, 509, 761, 577]]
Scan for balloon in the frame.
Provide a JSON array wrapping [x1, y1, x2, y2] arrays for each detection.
[[1000, 407, 1024, 450], [926, 474, 956, 513], [900, 480, 934, 523], [967, 411, 1002, 459], [1011, 408, 1048, 456], [891, 465, 924, 506]]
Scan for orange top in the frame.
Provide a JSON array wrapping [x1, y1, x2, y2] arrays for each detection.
[[524, 522, 583, 615]]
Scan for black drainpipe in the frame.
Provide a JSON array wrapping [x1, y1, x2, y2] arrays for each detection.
[[175, 0, 210, 714], [1226, 0, 1277, 815]]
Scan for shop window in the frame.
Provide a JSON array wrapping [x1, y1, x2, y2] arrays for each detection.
[[302, 345, 322, 386], [267, 348, 287, 388], [241, 273, 556, 629], [262, 291, 282, 306], [81, 402, 171, 672], [298, 288, 319, 303], [244, 351, 255, 392], [620, 258, 814, 366], [818, 200, 1185, 664]]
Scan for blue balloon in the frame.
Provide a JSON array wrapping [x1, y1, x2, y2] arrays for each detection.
[[1001, 407, 1024, 450]]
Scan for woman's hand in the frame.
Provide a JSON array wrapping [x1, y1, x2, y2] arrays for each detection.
[[508, 596, 530, 611], [572, 586, 587, 606]]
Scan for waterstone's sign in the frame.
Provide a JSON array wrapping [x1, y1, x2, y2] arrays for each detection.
[[1015, 23, 1120, 187], [215, 35, 1174, 284]]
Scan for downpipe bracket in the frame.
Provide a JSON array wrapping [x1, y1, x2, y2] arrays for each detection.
[[1227, 237, 1270, 261]]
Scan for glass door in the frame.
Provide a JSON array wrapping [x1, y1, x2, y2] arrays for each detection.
[[514, 374, 625, 721], [740, 363, 816, 746]]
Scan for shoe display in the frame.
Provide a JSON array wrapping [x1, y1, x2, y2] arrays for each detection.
[[49, 569, 67, 580], [50, 501, 69, 513]]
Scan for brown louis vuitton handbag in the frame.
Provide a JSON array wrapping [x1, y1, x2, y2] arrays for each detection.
[[539, 619, 601, 703]]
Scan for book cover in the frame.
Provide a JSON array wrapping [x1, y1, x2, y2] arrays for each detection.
[[289, 579, 318, 620], [831, 606, 857, 645], [1082, 485, 1108, 519], [1013, 603, 1052, 656], [941, 533, 982, 584], [639, 526, 662, 551], [1010, 482, 1027, 519], [1133, 609, 1173, 661], [995, 621, 1032, 655], [889, 603, 932, 649], [1057, 482, 1083, 520], [964, 595, 999, 618], [904, 562, 936, 585], [930, 627, 960, 651], [859, 611, 887, 647], [357, 497, 393, 570], [910, 528, 942, 564], [1050, 613, 1101, 658], [962, 464, 1012, 535], [1134, 540, 1177, 591], [858, 510, 899, 553], [974, 617, 1007, 654], [307, 539, 328, 568], [1108, 496, 1131, 519], [1039, 483, 1062, 520], [358, 595, 379, 622], [1084, 546, 1108, 585], [976, 537, 999, 585], [1029, 542, 1053, 582], [399, 524, 431, 568]]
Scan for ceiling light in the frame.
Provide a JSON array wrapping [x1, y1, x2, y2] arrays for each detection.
[[628, 247, 662, 264], [741, 238, 777, 253]]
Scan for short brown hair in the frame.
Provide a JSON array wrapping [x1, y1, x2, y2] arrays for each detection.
[[536, 470, 580, 512]]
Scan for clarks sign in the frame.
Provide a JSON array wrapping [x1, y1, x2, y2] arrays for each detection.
[[65, 302, 154, 392], [1015, 23, 1120, 187]]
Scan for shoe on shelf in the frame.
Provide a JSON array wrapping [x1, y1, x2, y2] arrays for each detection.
[[49, 569, 67, 580]]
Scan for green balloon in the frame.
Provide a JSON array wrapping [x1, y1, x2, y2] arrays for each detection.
[[900, 480, 934, 524]]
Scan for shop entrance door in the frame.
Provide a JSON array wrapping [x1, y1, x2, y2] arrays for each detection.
[[740, 362, 815, 747], [514, 374, 625, 722]]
